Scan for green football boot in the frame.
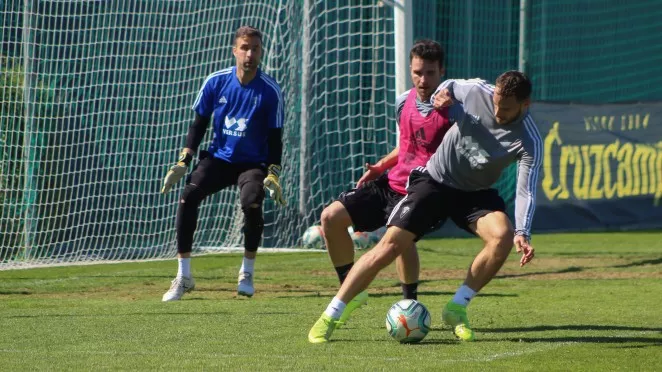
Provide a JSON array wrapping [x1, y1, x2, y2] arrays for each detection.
[[308, 313, 339, 344], [336, 291, 368, 328], [442, 302, 476, 342]]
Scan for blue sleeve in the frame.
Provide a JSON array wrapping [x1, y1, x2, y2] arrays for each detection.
[[266, 81, 284, 129], [191, 74, 217, 118]]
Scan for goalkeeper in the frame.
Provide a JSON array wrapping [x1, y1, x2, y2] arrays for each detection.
[[160, 26, 286, 301], [318, 39, 459, 326]]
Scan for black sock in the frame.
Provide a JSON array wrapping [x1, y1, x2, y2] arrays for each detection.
[[402, 282, 418, 300], [335, 263, 354, 284]]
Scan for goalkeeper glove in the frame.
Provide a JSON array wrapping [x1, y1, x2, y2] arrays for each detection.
[[161, 150, 193, 194], [263, 164, 286, 206]]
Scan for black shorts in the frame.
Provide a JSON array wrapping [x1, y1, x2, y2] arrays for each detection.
[[337, 174, 404, 232], [387, 168, 506, 238], [186, 151, 267, 199]]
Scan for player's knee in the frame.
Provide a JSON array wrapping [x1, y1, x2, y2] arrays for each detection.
[[367, 233, 405, 268], [321, 202, 350, 230], [243, 205, 264, 228], [477, 212, 514, 250], [180, 184, 205, 206], [240, 184, 264, 210], [486, 224, 514, 257]]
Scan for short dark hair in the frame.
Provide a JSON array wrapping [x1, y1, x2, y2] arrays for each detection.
[[409, 39, 445, 68], [495, 70, 532, 101], [234, 26, 262, 43]]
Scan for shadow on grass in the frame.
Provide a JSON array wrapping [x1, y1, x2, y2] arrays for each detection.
[[477, 324, 662, 345], [611, 258, 662, 268], [478, 325, 662, 332], [496, 266, 584, 279]]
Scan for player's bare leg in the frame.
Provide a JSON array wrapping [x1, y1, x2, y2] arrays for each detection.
[[320, 201, 368, 324], [320, 201, 355, 269], [309, 226, 416, 343], [443, 211, 514, 341], [396, 242, 419, 300], [336, 226, 416, 304], [465, 211, 514, 292]]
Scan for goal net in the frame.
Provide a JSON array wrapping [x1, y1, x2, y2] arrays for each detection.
[[0, 1, 396, 267]]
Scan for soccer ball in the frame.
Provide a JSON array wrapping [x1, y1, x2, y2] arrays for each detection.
[[348, 226, 371, 250], [367, 226, 387, 244], [385, 299, 431, 343], [301, 225, 325, 249]]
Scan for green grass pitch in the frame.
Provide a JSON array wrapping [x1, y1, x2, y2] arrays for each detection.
[[0, 231, 660, 370]]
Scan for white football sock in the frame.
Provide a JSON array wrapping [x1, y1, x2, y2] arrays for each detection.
[[240, 257, 255, 274], [324, 297, 347, 320], [177, 257, 191, 278], [452, 285, 477, 307]]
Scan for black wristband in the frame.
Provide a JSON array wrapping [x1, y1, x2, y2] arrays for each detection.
[[178, 151, 193, 166]]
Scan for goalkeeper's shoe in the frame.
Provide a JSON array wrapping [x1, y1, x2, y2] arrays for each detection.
[[237, 272, 254, 297], [442, 301, 476, 342], [336, 290, 368, 328], [162, 276, 195, 302], [308, 313, 340, 344]]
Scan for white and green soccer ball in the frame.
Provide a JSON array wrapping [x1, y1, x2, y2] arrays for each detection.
[[301, 225, 325, 249], [347, 226, 371, 250], [385, 299, 431, 343], [367, 226, 387, 244]]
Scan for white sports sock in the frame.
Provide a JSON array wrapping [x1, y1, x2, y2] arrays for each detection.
[[452, 284, 477, 306], [324, 297, 346, 320], [177, 257, 191, 278], [240, 257, 255, 274]]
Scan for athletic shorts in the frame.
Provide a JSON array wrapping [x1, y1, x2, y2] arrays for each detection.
[[337, 174, 404, 232], [387, 168, 506, 239], [186, 151, 267, 198]]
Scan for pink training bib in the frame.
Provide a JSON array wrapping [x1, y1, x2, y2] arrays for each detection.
[[388, 89, 452, 194]]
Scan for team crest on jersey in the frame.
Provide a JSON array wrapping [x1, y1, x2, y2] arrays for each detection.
[[457, 135, 489, 168], [400, 206, 410, 219], [223, 116, 248, 137]]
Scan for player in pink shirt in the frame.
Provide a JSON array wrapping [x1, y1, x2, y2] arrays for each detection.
[[318, 39, 459, 328]]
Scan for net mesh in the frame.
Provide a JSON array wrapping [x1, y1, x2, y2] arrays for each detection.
[[0, 0, 395, 267], [3, 0, 662, 267]]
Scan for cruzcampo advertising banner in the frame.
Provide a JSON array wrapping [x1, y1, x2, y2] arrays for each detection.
[[531, 102, 662, 232]]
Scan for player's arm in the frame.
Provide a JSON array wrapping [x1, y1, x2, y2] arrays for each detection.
[[183, 113, 211, 156], [357, 146, 398, 188], [431, 78, 493, 108], [356, 91, 407, 187], [161, 73, 215, 194], [263, 82, 287, 206], [514, 115, 543, 266]]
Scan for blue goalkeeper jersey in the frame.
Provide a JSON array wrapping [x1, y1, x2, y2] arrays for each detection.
[[191, 66, 284, 163]]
